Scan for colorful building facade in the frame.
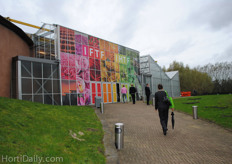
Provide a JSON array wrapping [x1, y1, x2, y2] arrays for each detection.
[[59, 26, 140, 105]]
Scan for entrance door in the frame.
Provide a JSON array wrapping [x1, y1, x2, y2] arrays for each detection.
[[116, 83, 120, 102], [91, 82, 101, 105], [107, 83, 112, 103], [112, 83, 117, 103], [102, 82, 112, 103]]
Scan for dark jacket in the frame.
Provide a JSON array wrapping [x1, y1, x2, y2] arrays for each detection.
[[129, 86, 136, 94], [145, 86, 151, 96], [155, 91, 169, 110]]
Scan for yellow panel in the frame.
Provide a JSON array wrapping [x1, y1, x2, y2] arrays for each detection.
[[113, 84, 116, 93], [103, 84, 107, 92], [113, 93, 117, 102]]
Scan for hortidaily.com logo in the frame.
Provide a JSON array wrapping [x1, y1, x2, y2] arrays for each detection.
[[1, 155, 63, 163]]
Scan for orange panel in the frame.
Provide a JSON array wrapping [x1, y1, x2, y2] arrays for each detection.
[[104, 93, 107, 103], [62, 80, 69, 94], [108, 93, 112, 102], [103, 84, 107, 92], [108, 84, 111, 93]]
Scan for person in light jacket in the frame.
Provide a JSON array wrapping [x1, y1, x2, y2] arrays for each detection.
[[121, 85, 127, 103]]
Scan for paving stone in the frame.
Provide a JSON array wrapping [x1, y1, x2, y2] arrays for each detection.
[[96, 101, 232, 164]]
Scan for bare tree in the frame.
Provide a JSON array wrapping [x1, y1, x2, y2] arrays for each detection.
[[197, 62, 232, 83], [197, 62, 232, 94]]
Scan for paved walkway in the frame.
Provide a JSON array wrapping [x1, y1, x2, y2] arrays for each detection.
[[96, 101, 232, 164]]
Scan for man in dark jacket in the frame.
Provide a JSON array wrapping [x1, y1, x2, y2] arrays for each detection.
[[129, 84, 136, 104], [145, 84, 151, 105], [155, 84, 174, 136]]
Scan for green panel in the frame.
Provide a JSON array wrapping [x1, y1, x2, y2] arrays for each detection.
[[128, 75, 135, 83], [119, 54, 127, 64]]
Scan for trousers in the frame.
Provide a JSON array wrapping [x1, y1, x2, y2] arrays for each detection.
[[146, 94, 150, 105], [131, 94, 135, 104], [158, 108, 169, 131], [122, 93, 127, 103]]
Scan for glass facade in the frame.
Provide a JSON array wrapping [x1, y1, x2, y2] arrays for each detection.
[[34, 23, 58, 60], [13, 56, 61, 105], [140, 55, 180, 98]]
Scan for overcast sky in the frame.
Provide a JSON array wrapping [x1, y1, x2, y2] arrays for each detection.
[[1, 0, 232, 68]]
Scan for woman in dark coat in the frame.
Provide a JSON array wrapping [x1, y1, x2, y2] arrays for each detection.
[[155, 84, 174, 135]]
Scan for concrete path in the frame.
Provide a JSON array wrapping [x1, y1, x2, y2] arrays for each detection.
[[96, 101, 232, 164]]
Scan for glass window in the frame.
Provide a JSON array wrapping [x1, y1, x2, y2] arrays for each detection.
[[33, 62, 42, 78], [44, 79, 52, 93], [71, 94, 77, 105], [22, 78, 32, 94], [52, 64, 59, 79], [43, 63, 51, 78], [44, 94, 53, 104], [54, 94, 61, 105], [33, 79, 42, 94], [53, 80, 60, 93], [34, 95, 43, 103], [62, 94, 70, 105], [21, 61, 31, 77], [22, 95, 32, 101]]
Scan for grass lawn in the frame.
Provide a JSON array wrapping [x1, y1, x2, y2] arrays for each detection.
[[0, 97, 105, 163], [173, 94, 232, 129]]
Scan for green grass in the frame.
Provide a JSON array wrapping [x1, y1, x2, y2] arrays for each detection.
[[0, 97, 105, 164], [174, 94, 232, 129]]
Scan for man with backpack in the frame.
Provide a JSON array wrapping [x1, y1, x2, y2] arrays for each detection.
[[155, 84, 174, 135]]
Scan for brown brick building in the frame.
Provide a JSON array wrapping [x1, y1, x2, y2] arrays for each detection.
[[0, 15, 33, 98]]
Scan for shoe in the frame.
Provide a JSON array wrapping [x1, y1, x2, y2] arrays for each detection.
[[163, 129, 167, 136], [163, 130, 167, 136]]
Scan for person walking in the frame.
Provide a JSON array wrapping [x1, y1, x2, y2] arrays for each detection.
[[129, 84, 137, 104], [121, 85, 127, 103], [145, 83, 151, 105], [155, 84, 174, 136]]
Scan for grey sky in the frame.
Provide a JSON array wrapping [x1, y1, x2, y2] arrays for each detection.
[[1, 0, 232, 68]]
